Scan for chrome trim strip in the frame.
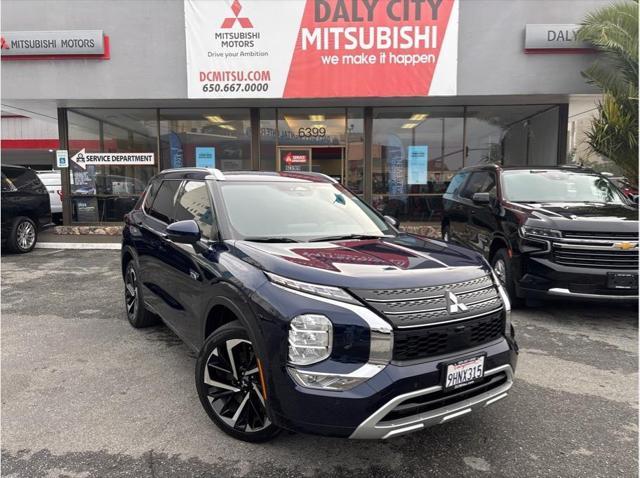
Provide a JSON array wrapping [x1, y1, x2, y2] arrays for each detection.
[[366, 284, 496, 304], [555, 242, 638, 251], [395, 307, 504, 329], [557, 237, 638, 245], [384, 295, 498, 316], [547, 288, 638, 299], [349, 365, 513, 439]]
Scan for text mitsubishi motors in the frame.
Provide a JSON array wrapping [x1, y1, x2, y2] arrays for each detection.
[[185, 0, 459, 98]]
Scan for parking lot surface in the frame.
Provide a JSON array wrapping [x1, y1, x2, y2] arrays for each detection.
[[1, 249, 638, 477]]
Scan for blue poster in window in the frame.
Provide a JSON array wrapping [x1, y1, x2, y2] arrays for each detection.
[[196, 147, 216, 168], [407, 145, 428, 185], [169, 132, 183, 168]]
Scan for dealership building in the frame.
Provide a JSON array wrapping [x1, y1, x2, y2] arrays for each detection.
[[1, 0, 607, 231]]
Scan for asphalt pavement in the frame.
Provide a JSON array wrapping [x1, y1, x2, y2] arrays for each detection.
[[1, 249, 638, 477]]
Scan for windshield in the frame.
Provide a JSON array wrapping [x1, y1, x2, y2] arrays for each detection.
[[502, 170, 625, 204], [219, 181, 393, 241]]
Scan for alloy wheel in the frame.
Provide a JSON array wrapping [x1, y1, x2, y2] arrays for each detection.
[[124, 266, 138, 320], [16, 221, 35, 251], [493, 258, 507, 286], [203, 339, 269, 433]]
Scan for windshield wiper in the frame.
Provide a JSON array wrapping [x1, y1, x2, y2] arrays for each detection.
[[242, 237, 300, 243], [310, 234, 390, 242]]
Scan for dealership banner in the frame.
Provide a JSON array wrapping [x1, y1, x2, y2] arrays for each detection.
[[184, 0, 459, 99]]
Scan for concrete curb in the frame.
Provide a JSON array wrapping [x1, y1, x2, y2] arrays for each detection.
[[36, 242, 121, 250]]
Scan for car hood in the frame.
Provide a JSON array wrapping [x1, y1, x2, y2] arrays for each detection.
[[515, 202, 639, 232], [229, 235, 490, 289]]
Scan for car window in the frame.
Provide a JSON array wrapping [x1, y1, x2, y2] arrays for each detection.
[[460, 171, 496, 199], [174, 181, 216, 240], [3, 168, 46, 193], [1, 173, 16, 192], [143, 179, 161, 211], [148, 180, 181, 224], [445, 172, 469, 197]]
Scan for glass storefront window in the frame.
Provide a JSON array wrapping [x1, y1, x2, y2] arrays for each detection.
[[277, 108, 346, 146], [346, 108, 364, 195], [465, 105, 559, 167], [159, 109, 251, 171], [67, 109, 158, 223], [371, 107, 464, 223], [259, 109, 277, 171]]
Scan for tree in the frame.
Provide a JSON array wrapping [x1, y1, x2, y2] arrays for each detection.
[[577, 0, 638, 185]]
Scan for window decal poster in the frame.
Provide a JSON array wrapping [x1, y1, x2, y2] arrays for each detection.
[[407, 145, 428, 184], [196, 147, 216, 168], [185, 0, 458, 99]]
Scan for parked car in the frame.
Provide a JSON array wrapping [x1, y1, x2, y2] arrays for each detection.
[[441, 165, 638, 304], [36, 170, 63, 224], [1, 165, 52, 253], [121, 168, 517, 442], [608, 176, 638, 201]]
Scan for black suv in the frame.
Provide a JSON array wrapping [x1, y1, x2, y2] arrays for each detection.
[[1, 165, 52, 253], [121, 168, 517, 442], [441, 165, 638, 304]]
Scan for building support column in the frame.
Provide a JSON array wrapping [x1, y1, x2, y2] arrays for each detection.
[[250, 108, 260, 170], [557, 104, 569, 164], [58, 108, 72, 226], [363, 106, 373, 203]]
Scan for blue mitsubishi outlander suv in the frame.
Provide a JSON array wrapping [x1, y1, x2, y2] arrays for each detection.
[[121, 168, 518, 442]]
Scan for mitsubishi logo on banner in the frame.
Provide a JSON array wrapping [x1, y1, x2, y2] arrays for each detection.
[[0, 37, 9, 50], [221, 0, 253, 29], [446, 291, 469, 314]]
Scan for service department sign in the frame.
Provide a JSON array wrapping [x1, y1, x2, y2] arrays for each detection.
[[1, 30, 105, 57], [185, 0, 459, 99]]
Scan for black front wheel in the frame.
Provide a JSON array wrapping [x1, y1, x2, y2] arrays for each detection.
[[8, 216, 37, 253], [196, 321, 280, 442], [491, 248, 524, 307], [124, 261, 159, 328]]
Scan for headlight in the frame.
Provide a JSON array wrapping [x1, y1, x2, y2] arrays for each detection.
[[519, 225, 562, 239], [266, 272, 360, 305], [288, 314, 332, 365]]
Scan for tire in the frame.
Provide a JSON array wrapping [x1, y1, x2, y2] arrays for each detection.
[[442, 224, 451, 242], [491, 248, 524, 307], [196, 321, 281, 443], [124, 261, 160, 328], [8, 216, 37, 253]]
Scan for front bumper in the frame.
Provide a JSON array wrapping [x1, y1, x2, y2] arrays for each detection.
[[268, 337, 517, 438], [516, 255, 638, 301], [350, 364, 513, 439]]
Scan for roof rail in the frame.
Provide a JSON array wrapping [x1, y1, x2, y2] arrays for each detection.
[[206, 168, 225, 180]]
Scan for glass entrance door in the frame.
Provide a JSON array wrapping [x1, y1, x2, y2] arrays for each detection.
[[278, 146, 345, 182], [310, 147, 344, 182], [279, 148, 311, 172]]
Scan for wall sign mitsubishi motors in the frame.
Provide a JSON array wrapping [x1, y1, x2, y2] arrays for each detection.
[[184, 0, 459, 98]]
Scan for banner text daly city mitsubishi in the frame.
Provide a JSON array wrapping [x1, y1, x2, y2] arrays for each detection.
[[185, 0, 459, 98]]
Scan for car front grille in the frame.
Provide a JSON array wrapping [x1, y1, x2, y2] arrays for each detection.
[[350, 275, 502, 328], [392, 311, 504, 362], [562, 231, 639, 241], [553, 249, 639, 269], [552, 231, 639, 270]]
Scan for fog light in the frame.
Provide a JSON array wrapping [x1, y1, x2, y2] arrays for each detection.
[[288, 368, 366, 391], [288, 314, 332, 366]]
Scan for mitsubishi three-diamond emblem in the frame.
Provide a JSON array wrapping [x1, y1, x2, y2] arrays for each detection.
[[446, 291, 469, 314]]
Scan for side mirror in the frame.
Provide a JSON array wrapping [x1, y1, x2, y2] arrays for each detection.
[[472, 192, 491, 204], [166, 219, 201, 244], [384, 215, 400, 228]]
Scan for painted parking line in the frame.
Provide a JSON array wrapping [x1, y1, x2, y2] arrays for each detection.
[[36, 242, 121, 250]]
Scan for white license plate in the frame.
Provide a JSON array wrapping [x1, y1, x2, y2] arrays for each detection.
[[444, 356, 485, 390]]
